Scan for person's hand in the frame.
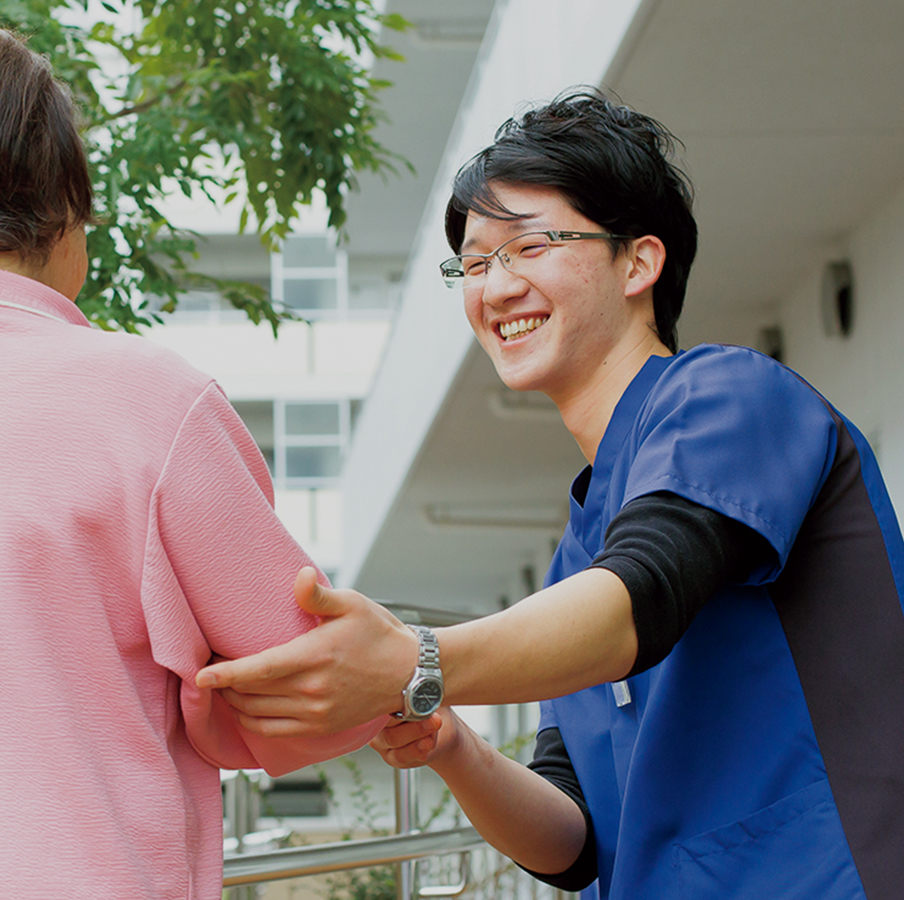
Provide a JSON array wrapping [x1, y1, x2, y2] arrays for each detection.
[[369, 708, 461, 769], [195, 567, 418, 737]]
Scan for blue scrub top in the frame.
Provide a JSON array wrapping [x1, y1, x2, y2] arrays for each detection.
[[539, 345, 904, 900]]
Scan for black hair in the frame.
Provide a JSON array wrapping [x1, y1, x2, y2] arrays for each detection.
[[445, 88, 697, 353], [0, 29, 93, 262]]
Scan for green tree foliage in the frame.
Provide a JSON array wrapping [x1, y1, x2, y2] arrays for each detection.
[[0, 0, 407, 331]]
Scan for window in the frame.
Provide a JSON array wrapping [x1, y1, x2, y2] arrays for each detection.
[[272, 233, 400, 318], [282, 278, 337, 311], [260, 779, 329, 818], [272, 234, 347, 319], [145, 289, 250, 322], [231, 400, 275, 472], [232, 399, 350, 488], [278, 400, 348, 486], [281, 235, 338, 268]]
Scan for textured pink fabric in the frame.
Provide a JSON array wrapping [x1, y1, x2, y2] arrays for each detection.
[[0, 270, 382, 898]]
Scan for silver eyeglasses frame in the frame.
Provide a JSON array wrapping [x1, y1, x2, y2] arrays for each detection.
[[439, 230, 635, 289]]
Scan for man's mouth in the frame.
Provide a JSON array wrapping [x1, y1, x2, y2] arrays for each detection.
[[499, 316, 548, 341]]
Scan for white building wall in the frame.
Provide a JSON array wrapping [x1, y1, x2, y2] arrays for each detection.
[[779, 176, 904, 515], [145, 319, 390, 401], [341, 0, 647, 586]]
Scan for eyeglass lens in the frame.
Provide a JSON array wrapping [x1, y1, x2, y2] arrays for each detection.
[[444, 232, 551, 287]]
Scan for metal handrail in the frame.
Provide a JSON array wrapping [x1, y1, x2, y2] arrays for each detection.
[[377, 600, 478, 627], [223, 826, 484, 887]]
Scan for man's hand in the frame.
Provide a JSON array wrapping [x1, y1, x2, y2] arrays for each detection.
[[369, 709, 460, 770], [195, 567, 418, 737]]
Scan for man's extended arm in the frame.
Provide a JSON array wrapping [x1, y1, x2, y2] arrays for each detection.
[[195, 493, 768, 739], [195, 565, 637, 738]]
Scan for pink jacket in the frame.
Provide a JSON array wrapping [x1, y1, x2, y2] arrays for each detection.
[[0, 270, 381, 898]]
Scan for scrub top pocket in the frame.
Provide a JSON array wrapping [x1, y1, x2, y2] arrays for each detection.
[[671, 780, 865, 899]]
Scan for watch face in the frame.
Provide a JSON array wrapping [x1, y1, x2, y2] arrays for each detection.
[[411, 680, 443, 715]]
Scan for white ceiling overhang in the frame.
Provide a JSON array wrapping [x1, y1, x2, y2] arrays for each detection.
[[340, 0, 904, 613]]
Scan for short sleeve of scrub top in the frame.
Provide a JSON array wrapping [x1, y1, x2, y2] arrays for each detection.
[[620, 345, 839, 581]]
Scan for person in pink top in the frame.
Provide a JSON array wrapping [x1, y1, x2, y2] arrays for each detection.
[[0, 30, 382, 899]]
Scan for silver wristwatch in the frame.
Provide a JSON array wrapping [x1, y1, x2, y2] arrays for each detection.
[[396, 625, 444, 720]]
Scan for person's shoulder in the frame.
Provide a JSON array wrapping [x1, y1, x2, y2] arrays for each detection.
[[55, 326, 226, 452], [642, 343, 835, 432], [76, 326, 215, 403], [672, 342, 789, 378], [664, 343, 823, 401]]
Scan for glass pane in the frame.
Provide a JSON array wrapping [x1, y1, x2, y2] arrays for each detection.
[[282, 235, 336, 268], [147, 290, 218, 314], [286, 446, 342, 479], [231, 401, 275, 472], [174, 290, 218, 312], [285, 403, 340, 436], [283, 278, 337, 311], [262, 781, 329, 817]]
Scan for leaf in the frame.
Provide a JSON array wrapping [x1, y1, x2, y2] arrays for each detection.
[[5, 0, 412, 331]]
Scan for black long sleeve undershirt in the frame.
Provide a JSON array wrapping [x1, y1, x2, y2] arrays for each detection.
[[520, 492, 773, 890], [522, 726, 599, 892], [593, 491, 774, 675]]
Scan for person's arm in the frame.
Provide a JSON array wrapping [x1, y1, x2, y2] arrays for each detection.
[[441, 565, 637, 704], [146, 382, 384, 774], [195, 564, 637, 738], [591, 491, 774, 674], [196, 493, 770, 739], [370, 711, 589, 880]]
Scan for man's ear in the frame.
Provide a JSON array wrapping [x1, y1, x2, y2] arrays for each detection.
[[624, 235, 666, 299]]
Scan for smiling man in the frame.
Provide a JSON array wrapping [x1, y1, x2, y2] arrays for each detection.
[[452, 183, 669, 461], [198, 90, 904, 900]]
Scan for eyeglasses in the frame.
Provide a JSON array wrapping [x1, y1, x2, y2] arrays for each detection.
[[439, 230, 634, 289]]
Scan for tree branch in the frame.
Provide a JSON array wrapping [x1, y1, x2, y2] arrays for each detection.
[[102, 78, 187, 121]]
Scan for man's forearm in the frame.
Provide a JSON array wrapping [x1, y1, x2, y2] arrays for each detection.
[[429, 716, 587, 876], [196, 567, 637, 738], [438, 567, 638, 706]]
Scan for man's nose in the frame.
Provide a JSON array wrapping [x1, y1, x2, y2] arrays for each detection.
[[481, 257, 528, 306]]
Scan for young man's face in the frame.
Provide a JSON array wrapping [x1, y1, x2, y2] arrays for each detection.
[[460, 182, 641, 403]]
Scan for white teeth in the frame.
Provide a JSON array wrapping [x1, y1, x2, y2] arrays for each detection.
[[500, 316, 547, 341]]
